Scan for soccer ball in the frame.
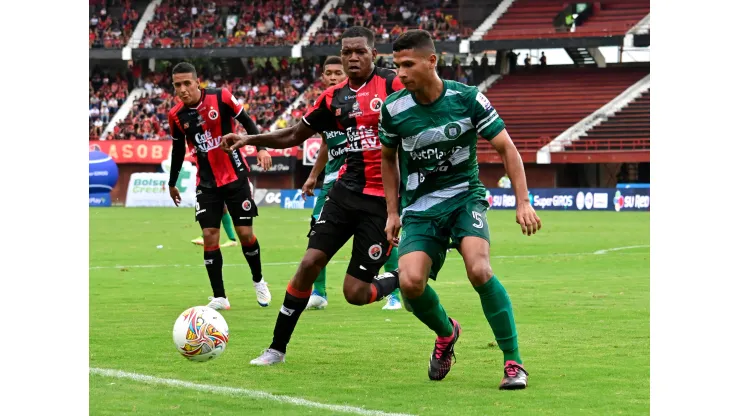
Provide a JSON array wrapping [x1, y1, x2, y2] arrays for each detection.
[[172, 306, 230, 362]]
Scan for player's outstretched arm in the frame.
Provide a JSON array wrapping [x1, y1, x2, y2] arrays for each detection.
[[490, 129, 542, 235], [221, 122, 317, 152], [302, 138, 329, 198], [381, 144, 401, 246]]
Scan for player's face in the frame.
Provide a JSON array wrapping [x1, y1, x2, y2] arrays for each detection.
[[340, 37, 376, 80], [322, 64, 346, 87], [393, 48, 436, 93], [172, 72, 200, 106]]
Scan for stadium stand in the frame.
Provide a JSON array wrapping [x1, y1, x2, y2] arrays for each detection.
[[564, 88, 650, 151], [100, 58, 318, 140], [482, 0, 649, 40], [138, 0, 327, 48], [309, 0, 474, 45], [480, 65, 650, 154], [89, 0, 146, 48], [90, 71, 131, 140]]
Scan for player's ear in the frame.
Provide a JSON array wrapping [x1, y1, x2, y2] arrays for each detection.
[[429, 52, 437, 69], [372, 47, 378, 62]]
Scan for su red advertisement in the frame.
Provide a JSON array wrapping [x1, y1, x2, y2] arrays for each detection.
[[89, 140, 298, 164]]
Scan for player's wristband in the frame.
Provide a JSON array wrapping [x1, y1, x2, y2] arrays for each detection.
[[257, 146, 267, 152]]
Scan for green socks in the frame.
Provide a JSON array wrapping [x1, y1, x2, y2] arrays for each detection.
[[313, 267, 327, 297], [384, 246, 400, 299], [475, 276, 522, 364], [221, 212, 237, 241], [406, 284, 453, 337]]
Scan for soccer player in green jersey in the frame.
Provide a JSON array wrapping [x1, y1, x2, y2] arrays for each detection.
[[379, 30, 542, 390], [302, 56, 403, 311]]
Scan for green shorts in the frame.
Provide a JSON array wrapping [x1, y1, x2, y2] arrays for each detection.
[[398, 199, 490, 280]]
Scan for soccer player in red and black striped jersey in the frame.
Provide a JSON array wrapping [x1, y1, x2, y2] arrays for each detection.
[[221, 27, 403, 365], [167, 62, 273, 311]]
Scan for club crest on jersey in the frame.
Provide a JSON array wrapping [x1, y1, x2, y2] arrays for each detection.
[[370, 97, 382, 112], [242, 200, 252, 211], [208, 109, 219, 120], [368, 243, 382, 260], [349, 101, 363, 118], [444, 122, 462, 139]]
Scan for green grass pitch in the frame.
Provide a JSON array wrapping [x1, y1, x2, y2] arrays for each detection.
[[89, 207, 649, 415]]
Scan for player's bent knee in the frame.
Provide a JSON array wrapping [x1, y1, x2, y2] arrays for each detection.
[[342, 286, 368, 306], [468, 261, 493, 286], [399, 270, 426, 299]]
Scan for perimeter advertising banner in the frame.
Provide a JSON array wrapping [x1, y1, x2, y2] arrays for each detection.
[[484, 188, 650, 212]]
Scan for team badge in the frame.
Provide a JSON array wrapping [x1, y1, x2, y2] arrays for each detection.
[[444, 122, 462, 139], [335, 108, 342, 116], [208, 109, 219, 120], [242, 200, 252, 211], [183, 122, 189, 129], [368, 243, 382, 260], [370, 97, 382, 112]]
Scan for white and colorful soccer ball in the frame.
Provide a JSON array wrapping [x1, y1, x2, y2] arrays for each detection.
[[172, 306, 229, 362]]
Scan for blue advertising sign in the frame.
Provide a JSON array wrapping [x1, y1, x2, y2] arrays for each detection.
[[484, 187, 650, 212], [280, 189, 317, 210], [89, 150, 119, 207]]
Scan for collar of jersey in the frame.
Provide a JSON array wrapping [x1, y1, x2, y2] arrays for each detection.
[[411, 79, 447, 108], [187, 88, 207, 109]]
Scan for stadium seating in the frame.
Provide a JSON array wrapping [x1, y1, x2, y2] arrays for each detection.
[[482, 0, 648, 40], [564, 88, 650, 151], [105, 59, 317, 140], [139, 0, 327, 48], [89, 72, 130, 140], [480, 66, 649, 154], [89, 0, 144, 48], [309, 0, 473, 45]]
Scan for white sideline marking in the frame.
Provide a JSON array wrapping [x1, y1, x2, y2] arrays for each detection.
[[89, 246, 649, 270], [593, 245, 650, 255], [90, 368, 415, 416]]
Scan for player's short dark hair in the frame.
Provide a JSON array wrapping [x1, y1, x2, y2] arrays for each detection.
[[392, 30, 436, 54], [172, 62, 197, 78], [340, 26, 375, 48], [324, 56, 342, 68]]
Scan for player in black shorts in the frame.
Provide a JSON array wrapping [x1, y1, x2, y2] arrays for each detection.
[[167, 62, 273, 310], [220, 27, 403, 366]]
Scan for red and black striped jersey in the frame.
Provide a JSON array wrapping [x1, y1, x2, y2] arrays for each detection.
[[168, 88, 249, 188], [302, 66, 404, 197]]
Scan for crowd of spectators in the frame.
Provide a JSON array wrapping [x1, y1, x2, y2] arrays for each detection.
[[94, 58, 320, 141], [139, 0, 327, 48], [89, 0, 140, 48], [89, 70, 131, 140], [309, 0, 470, 45]]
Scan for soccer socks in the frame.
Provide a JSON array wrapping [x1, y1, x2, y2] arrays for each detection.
[[475, 276, 522, 364], [204, 246, 226, 298], [242, 235, 263, 283], [313, 268, 327, 297], [406, 284, 453, 337], [270, 283, 311, 353], [221, 212, 237, 241], [368, 271, 400, 303], [384, 246, 399, 272], [383, 247, 400, 299]]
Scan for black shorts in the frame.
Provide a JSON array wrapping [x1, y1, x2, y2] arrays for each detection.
[[195, 176, 258, 229], [307, 182, 390, 283]]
